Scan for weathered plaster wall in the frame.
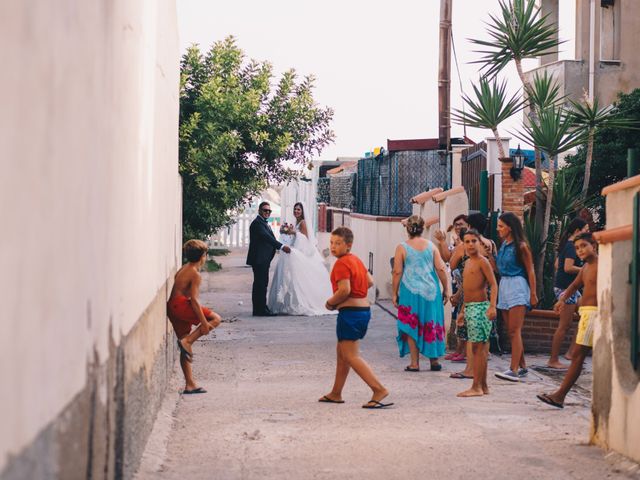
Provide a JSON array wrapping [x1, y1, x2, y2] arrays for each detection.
[[350, 214, 406, 300], [0, 0, 181, 477], [592, 181, 640, 462]]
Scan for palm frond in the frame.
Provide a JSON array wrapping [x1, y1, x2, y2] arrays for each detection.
[[469, 0, 564, 78], [452, 76, 524, 129], [513, 104, 586, 157], [528, 71, 564, 111], [569, 96, 640, 132]]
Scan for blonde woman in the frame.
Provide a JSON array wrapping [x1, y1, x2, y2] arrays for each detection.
[[392, 216, 449, 371]]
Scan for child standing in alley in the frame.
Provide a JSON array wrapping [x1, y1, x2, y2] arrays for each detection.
[[495, 212, 537, 382], [319, 227, 393, 409], [457, 229, 498, 397], [167, 239, 222, 394], [537, 232, 598, 408]]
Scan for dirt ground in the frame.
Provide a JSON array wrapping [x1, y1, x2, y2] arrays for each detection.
[[136, 249, 640, 480]]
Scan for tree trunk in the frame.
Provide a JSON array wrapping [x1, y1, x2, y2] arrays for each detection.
[[540, 154, 557, 299], [491, 128, 506, 159], [581, 129, 595, 200], [515, 58, 544, 297]]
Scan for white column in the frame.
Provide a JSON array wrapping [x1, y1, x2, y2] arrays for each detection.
[[451, 144, 470, 188], [485, 137, 510, 212]]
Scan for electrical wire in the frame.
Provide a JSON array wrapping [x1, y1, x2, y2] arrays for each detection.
[[451, 26, 467, 138]]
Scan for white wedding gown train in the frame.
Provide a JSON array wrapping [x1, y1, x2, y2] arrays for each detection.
[[267, 225, 333, 316]]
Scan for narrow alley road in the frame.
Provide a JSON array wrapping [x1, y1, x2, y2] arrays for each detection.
[[136, 249, 638, 480]]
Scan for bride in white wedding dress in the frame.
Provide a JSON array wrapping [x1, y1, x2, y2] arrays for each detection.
[[267, 202, 334, 316]]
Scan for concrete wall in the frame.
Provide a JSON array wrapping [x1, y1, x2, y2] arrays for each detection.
[[592, 178, 640, 463], [0, 1, 181, 478], [529, 0, 640, 108], [350, 214, 406, 300]]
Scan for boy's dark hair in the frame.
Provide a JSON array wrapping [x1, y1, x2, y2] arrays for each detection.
[[453, 214, 468, 225], [184, 239, 208, 263], [461, 228, 481, 240], [258, 201, 270, 211], [467, 213, 488, 234], [574, 232, 597, 246], [332, 226, 354, 244], [559, 218, 588, 251]]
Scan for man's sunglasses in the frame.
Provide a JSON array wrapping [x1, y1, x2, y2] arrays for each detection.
[[261, 209, 272, 214]]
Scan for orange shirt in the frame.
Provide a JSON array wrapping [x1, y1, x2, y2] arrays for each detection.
[[331, 253, 369, 298]]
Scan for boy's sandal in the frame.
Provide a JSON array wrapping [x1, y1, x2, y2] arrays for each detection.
[[449, 372, 473, 379], [183, 387, 207, 394], [177, 340, 193, 362], [318, 395, 345, 404], [362, 400, 394, 409], [536, 393, 563, 409]]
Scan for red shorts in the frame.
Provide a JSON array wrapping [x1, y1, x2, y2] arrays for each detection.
[[167, 295, 212, 338]]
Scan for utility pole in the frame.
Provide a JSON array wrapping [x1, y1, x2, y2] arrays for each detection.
[[438, 0, 452, 151]]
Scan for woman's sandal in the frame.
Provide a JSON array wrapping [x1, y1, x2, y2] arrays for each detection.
[[404, 366, 420, 372]]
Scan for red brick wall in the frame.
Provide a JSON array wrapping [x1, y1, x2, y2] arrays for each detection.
[[496, 309, 578, 354], [500, 157, 524, 220]]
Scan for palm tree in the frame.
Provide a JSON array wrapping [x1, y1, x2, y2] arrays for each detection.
[[515, 104, 586, 270], [470, 0, 563, 89], [470, 0, 563, 290], [528, 70, 564, 111], [451, 76, 524, 159], [569, 95, 640, 200]]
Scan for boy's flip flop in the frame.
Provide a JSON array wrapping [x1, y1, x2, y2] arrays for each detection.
[[449, 372, 473, 379], [177, 339, 193, 362], [362, 400, 394, 409], [404, 366, 420, 372], [536, 393, 564, 409], [183, 387, 207, 394], [318, 395, 345, 404]]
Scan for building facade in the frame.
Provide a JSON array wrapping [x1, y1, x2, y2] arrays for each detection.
[[0, 1, 181, 478], [526, 0, 640, 105]]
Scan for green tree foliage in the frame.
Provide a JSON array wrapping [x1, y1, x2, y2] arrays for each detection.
[[179, 37, 334, 239], [564, 88, 640, 226]]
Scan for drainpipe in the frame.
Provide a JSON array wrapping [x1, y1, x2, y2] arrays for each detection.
[[588, 0, 596, 101]]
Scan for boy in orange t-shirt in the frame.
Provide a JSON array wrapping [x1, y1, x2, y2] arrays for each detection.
[[319, 227, 393, 409]]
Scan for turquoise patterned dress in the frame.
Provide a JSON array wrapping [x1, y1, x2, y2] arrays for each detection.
[[397, 241, 446, 359]]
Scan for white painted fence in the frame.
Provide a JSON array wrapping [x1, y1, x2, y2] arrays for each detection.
[[210, 210, 254, 247]]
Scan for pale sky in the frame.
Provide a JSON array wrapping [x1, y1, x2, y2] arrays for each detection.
[[177, 0, 576, 160]]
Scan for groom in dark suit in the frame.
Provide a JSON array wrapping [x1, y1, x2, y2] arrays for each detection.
[[247, 201, 291, 316]]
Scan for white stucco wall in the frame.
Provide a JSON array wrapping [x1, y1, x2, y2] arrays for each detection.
[[350, 216, 406, 300], [0, 0, 180, 470], [593, 179, 640, 462]]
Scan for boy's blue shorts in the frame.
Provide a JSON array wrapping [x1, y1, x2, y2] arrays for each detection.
[[336, 307, 370, 341]]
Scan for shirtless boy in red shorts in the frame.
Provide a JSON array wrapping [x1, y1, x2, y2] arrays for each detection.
[[167, 239, 221, 394]]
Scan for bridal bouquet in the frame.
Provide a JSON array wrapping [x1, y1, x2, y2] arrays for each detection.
[[279, 223, 295, 235]]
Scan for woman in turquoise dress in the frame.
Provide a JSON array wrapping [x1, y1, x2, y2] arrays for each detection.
[[392, 215, 450, 371]]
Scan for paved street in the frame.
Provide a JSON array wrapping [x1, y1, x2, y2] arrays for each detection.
[[136, 249, 639, 480]]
